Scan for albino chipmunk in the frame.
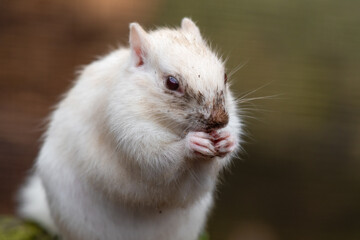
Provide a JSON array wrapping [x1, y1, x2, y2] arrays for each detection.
[[18, 18, 242, 240]]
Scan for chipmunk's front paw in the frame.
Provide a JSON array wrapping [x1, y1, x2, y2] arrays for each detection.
[[186, 132, 216, 157], [211, 130, 236, 157]]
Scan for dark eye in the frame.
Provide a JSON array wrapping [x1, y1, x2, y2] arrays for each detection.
[[166, 76, 180, 91], [224, 73, 228, 84]]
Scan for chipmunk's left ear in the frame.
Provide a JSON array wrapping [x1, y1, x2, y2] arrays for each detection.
[[181, 18, 202, 41], [129, 22, 150, 67]]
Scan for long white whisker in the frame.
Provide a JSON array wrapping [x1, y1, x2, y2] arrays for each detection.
[[228, 61, 249, 79], [237, 94, 282, 104], [235, 81, 274, 101]]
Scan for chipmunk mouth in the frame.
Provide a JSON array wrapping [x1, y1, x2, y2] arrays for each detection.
[[188, 120, 228, 133]]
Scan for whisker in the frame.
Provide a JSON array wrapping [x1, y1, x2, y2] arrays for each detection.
[[235, 81, 275, 102], [236, 94, 282, 104], [228, 61, 249, 79], [239, 107, 276, 113]]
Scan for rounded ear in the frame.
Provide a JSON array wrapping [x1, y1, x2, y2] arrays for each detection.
[[129, 23, 150, 67], [181, 17, 202, 41]]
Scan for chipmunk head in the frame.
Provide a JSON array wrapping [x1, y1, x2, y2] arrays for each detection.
[[128, 18, 231, 135]]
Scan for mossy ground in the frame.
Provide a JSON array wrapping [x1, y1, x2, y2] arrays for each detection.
[[0, 216, 209, 240], [0, 216, 55, 240]]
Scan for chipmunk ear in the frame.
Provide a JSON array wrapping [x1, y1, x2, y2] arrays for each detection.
[[129, 23, 150, 67], [181, 18, 202, 41]]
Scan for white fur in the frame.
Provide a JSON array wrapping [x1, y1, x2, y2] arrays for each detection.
[[18, 18, 242, 240], [17, 175, 57, 234]]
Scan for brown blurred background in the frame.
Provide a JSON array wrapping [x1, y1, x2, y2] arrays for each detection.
[[1, 0, 359, 240]]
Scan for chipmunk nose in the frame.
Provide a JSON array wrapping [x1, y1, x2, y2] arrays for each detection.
[[206, 106, 229, 130]]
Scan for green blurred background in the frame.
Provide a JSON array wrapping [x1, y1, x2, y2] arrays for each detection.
[[1, 0, 359, 239]]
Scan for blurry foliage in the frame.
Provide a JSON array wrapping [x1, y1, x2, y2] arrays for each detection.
[[0, 216, 54, 240]]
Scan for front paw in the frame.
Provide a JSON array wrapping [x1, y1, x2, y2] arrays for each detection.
[[186, 132, 216, 157], [185, 130, 236, 158], [211, 129, 236, 157]]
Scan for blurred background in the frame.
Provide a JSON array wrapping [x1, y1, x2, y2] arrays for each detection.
[[1, 0, 359, 239]]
